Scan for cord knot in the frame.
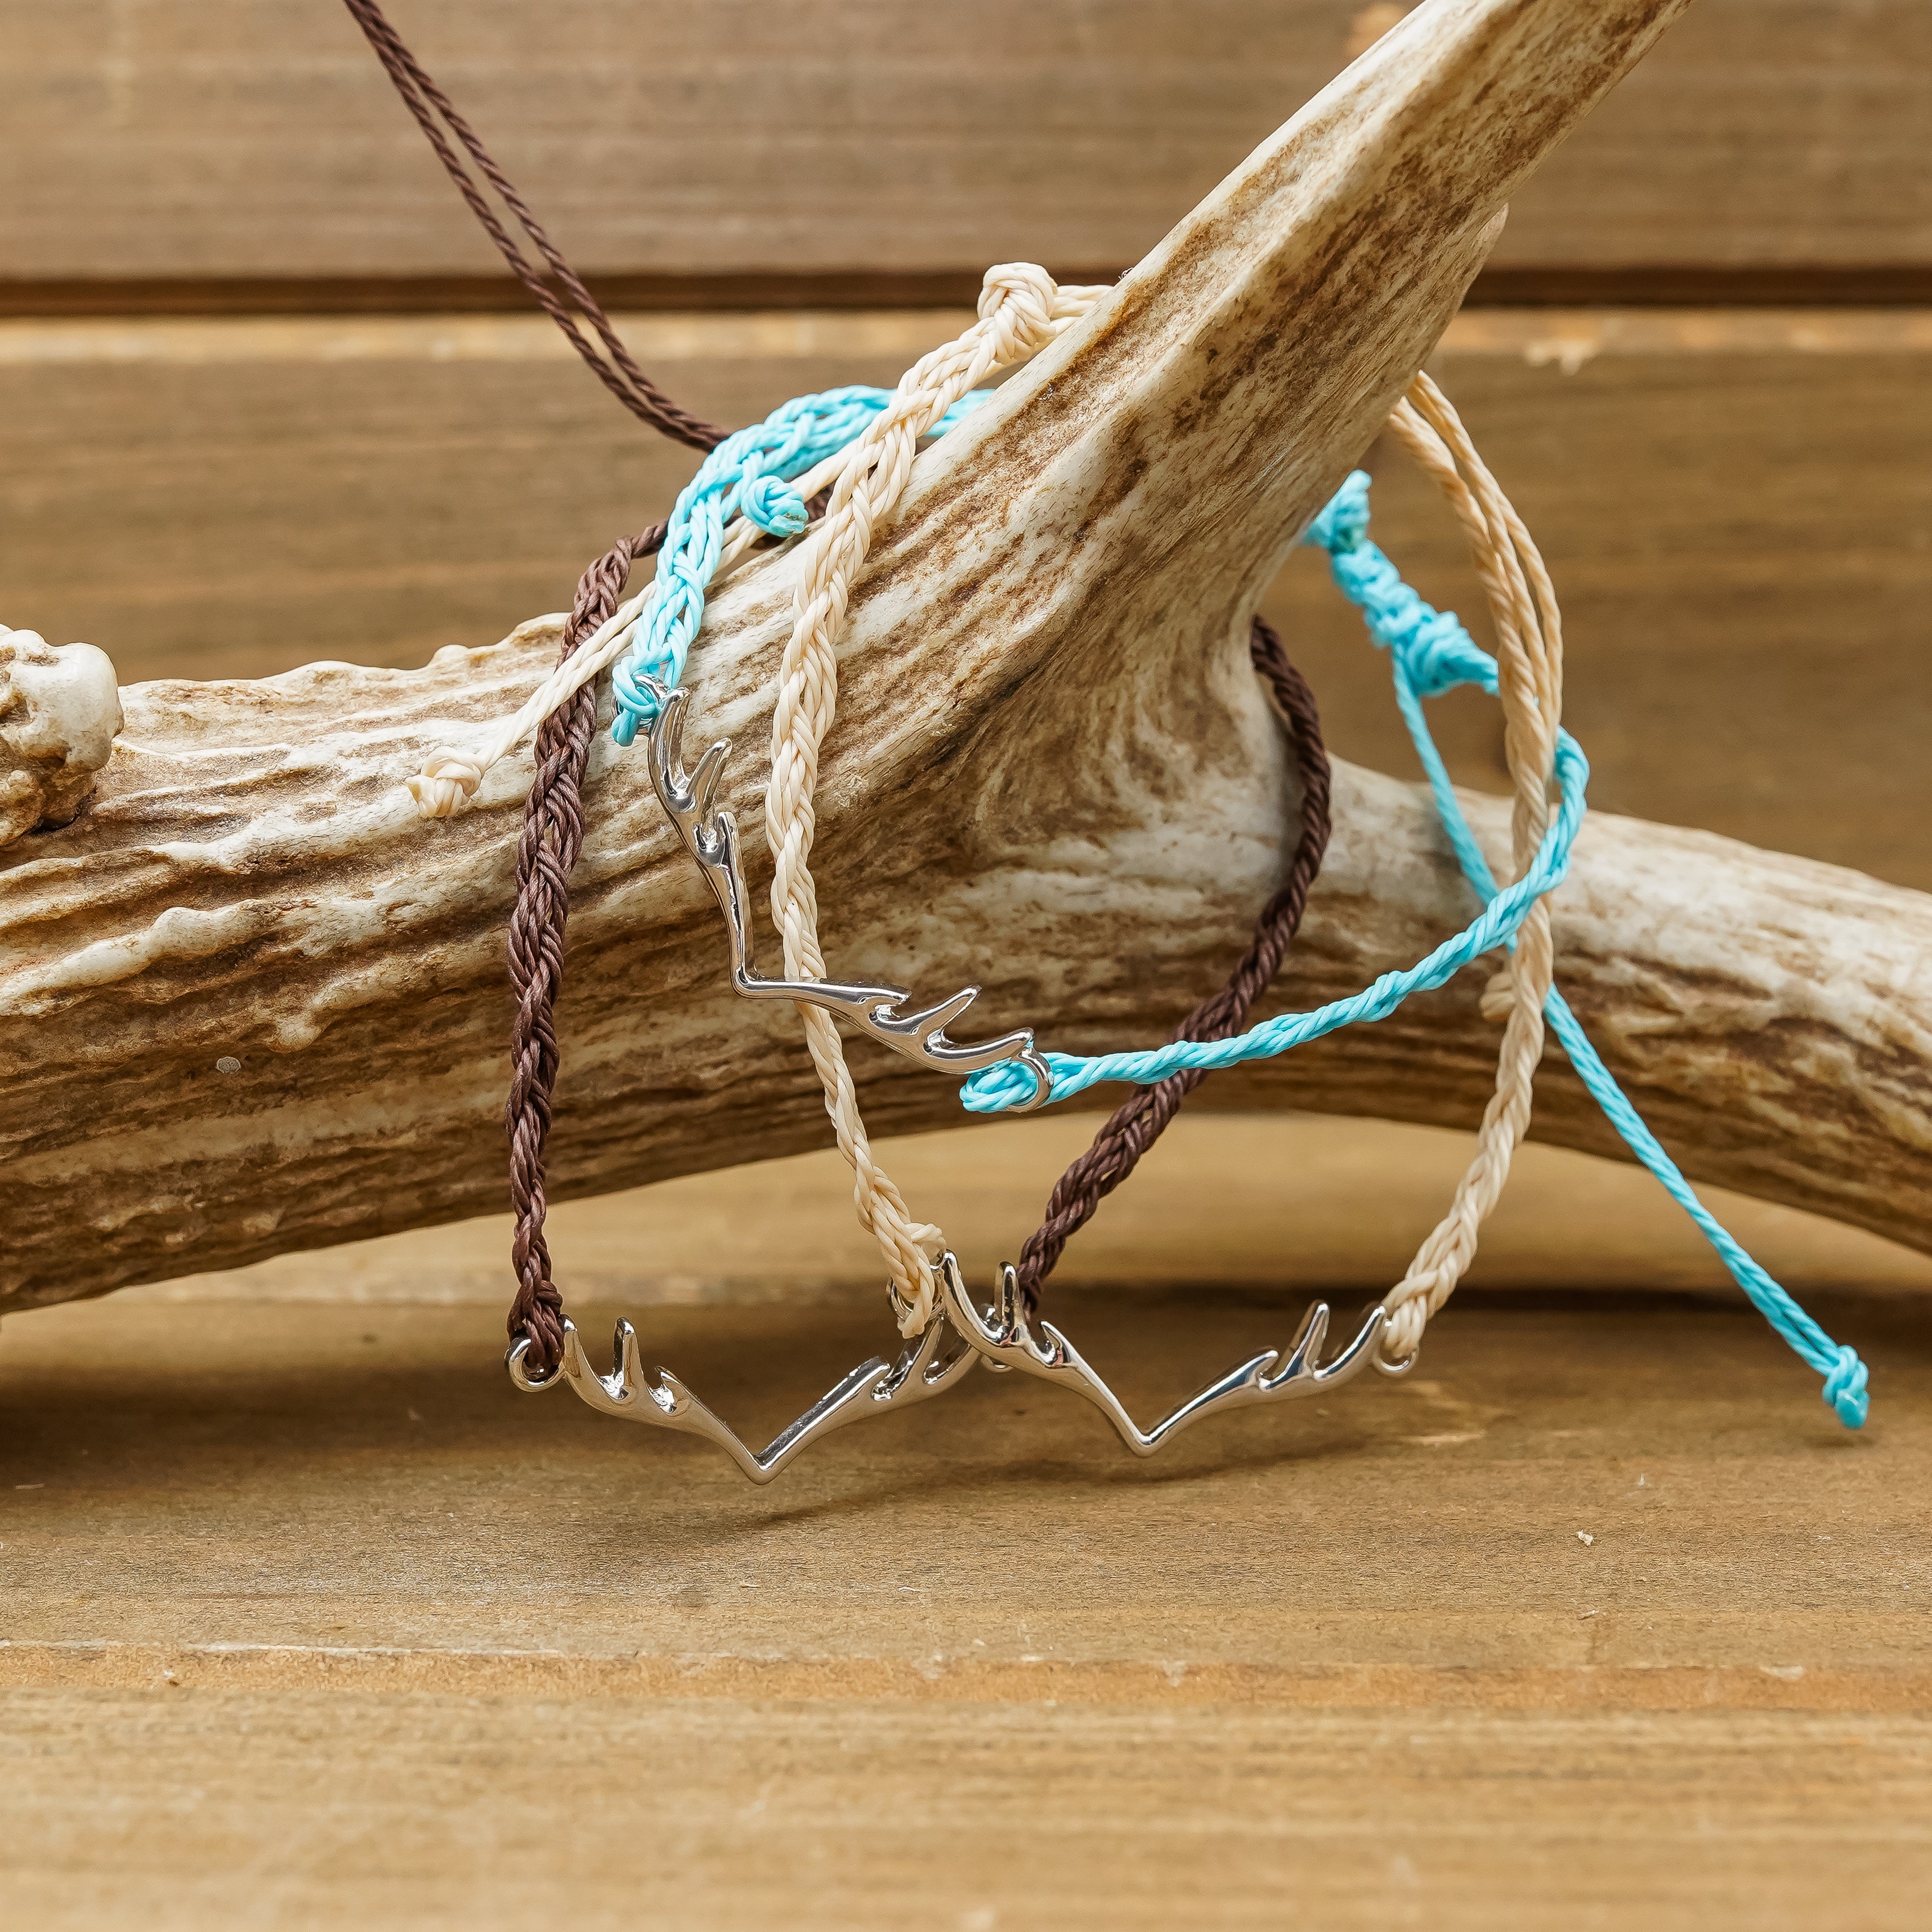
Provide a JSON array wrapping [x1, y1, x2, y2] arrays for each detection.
[[1822, 1345, 1870, 1429], [1307, 475, 1497, 700], [959, 1054, 1052, 1115], [1380, 1295, 1428, 1365], [408, 749, 484, 819], [1305, 469, 1373, 553], [742, 473, 809, 537], [977, 262, 1062, 364]]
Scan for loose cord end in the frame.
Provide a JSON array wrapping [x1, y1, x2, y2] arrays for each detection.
[[1823, 1346, 1870, 1430], [408, 749, 485, 819]]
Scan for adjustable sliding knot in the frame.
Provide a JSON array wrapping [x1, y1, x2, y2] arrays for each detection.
[[1305, 472, 1494, 699], [1305, 469, 1372, 552], [1822, 1345, 1870, 1429], [976, 262, 1065, 364], [1392, 608, 1495, 701], [742, 473, 809, 536], [408, 748, 485, 819]]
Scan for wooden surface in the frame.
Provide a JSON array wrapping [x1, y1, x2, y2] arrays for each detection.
[[131, 1115, 1932, 1307], [7, 306, 1928, 888], [3, 1178, 1929, 1928], [4, 1, 1927, 288]]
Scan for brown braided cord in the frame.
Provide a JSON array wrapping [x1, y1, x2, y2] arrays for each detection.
[[505, 522, 667, 1370], [340, 0, 727, 454], [1014, 616, 1332, 1308]]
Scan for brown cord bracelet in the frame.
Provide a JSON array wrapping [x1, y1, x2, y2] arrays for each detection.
[[503, 524, 664, 1373], [503, 596, 1330, 1368]]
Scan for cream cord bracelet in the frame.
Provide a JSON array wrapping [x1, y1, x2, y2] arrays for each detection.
[[759, 265, 1110, 1331], [418, 266, 1552, 1352], [749, 299, 1551, 1341], [1374, 372, 1562, 1362]]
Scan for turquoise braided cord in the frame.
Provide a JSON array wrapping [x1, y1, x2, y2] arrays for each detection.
[[1323, 469, 1868, 1428], [959, 736, 1587, 1113], [609, 384, 993, 744]]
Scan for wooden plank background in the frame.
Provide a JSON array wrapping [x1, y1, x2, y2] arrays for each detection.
[[7, 306, 1927, 887], [2, 0, 1928, 294]]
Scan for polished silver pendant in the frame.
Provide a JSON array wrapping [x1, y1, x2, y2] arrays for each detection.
[[643, 679, 1050, 1103], [508, 1252, 980, 1483], [942, 1262, 1399, 1457]]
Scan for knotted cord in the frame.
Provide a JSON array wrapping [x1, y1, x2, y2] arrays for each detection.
[[1308, 463, 1870, 1425], [406, 386, 992, 819], [1375, 375, 1562, 1366]]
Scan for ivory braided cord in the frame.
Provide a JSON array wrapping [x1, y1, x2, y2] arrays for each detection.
[[762, 265, 1109, 1331], [1374, 374, 1562, 1362]]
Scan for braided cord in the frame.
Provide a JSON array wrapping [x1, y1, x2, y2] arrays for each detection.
[[960, 749, 1585, 1111], [610, 386, 991, 741], [504, 524, 664, 1371], [761, 266, 1111, 1331], [1326, 494, 1869, 1425], [408, 386, 990, 817]]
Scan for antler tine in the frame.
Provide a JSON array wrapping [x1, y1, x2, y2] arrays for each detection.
[[1274, 1302, 1332, 1384], [610, 1317, 649, 1401], [1324, 1305, 1393, 1384], [688, 735, 731, 830], [896, 983, 983, 1045], [653, 683, 692, 803], [994, 1262, 1028, 1343]]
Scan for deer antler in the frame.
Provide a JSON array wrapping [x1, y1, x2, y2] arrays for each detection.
[[15, 0, 1918, 1327]]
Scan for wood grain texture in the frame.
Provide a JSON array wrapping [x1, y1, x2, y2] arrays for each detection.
[[12, 687, 1929, 1309], [2, 1283, 1929, 1927], [3, 1, 1926, 284], [6, 308, 1928, 888]]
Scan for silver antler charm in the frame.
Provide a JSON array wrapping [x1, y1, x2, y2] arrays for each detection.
[[508, 1253, 980, 1484], [643, 681, 1051, 1099], [942, 1262, 1394, 1458]]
